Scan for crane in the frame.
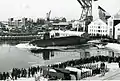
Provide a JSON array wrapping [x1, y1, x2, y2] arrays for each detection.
[[46, 10, 51, 21], [77, 0, 98, 32]]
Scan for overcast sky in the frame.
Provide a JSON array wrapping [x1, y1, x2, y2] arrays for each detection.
[[0, 0, 120, 21]]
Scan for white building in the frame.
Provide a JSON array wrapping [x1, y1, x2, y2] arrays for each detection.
[[88, 18, 108, 36], [50, 30, 85, 38], [72, 20, 81, 29], [108, 10, 120, 39], [107, 17, 114, 38], [52, 22, 69, 27], [71, 20, 85, 31], [114, 23, 120, 39], [52, 22, 70, 30]]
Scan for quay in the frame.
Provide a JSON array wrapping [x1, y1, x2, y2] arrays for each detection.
[[0, 34, 44, 41], [83, 62, 120, 80]]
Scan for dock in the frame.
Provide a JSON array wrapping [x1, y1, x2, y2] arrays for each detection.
[[0, 34, 44, 41]]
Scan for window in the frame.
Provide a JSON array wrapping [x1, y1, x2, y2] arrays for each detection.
[[110, 21, 112, 26], [110, 29, 112, 31], [98, 26, 100, 29], [55, 33, 60, 36], [98, 30, 100, 32]]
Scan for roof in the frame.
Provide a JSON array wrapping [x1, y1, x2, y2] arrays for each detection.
[[65, 67, 82, 72], [113, 10, 120, 20], [108, 10, 120, 21], [108, 10, 120, 27], [54, 68, 71, 74], [52, 22, 69, 26], [49, 72, 64, 79], [50, 30, 85, 36], [43, 69, 64, 79], [88, 18, 107, 26], [113, 20, 120, 26], [115, 23, 120, 28]]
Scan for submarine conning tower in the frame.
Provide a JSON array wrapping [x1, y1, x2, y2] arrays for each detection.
[[43, 32, 50, 40]]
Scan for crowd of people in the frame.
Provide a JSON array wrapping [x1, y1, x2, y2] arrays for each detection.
[[0, 66, 42, 81], [50, 55, 119, 68], [0, 55, 119, 81]]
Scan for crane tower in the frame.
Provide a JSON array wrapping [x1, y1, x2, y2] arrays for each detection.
[[46, 10, 51, 21], [77, 0, 98, 32]]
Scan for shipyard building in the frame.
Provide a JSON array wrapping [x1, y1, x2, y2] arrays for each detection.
[[108, 10, 120, 39]]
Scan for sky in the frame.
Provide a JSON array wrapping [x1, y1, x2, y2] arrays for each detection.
[[0, 0, 120, 21]]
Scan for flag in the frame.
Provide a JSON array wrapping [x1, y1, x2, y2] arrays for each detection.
[[98, 6, 111, 23]]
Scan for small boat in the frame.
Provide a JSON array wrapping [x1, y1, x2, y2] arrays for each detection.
[[87, 40, 101, 44], [95, 44, 105, 49]]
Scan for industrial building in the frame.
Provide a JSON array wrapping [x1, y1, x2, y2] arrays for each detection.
[[52, 22, 71, 30], [72, 20, 81, 29], [8, 17, 28, 30], [108, 10, 120, 39], [88, 18, 108, 37], [114, 23, 120, 39], [88, 5, 110, 37]]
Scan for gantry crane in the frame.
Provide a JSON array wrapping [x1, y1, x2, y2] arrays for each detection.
[[77, 0, 98, 32]]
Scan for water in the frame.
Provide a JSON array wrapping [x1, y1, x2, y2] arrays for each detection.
[[0, 44, 43, 72], [0, 41, 119, 72]]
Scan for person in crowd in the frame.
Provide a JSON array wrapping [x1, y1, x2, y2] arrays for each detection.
[[0, 72, 2, 80], [7, 76, 11, 81], [34, 73, 38, 81], [18, 69, 21, 78], [28, 67, 31, 78], [118, 61, 120, 68], [31, 68, 35, 77], [21, 68, 24, 77], [100, 62, 105, 76], [6, 72, 10, 79], [3, 72, 6, 80], [11, 70, 14, 80], [24, 69, 27, 77], [37, 66, 40, 72]]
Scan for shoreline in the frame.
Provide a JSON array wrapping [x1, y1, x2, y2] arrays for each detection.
[[1, 55, 120, 81]]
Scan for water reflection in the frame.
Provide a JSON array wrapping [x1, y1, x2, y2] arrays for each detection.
[[30, 48, 92, 60], [30, 47, 120, 61], [42, 50, 50, 60], [30, 49, 54, 60]]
